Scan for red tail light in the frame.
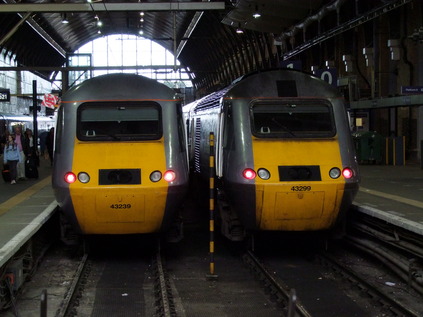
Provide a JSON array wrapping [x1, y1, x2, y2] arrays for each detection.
[[342, 168, 353, 179], [64, 172, 77, 184], [163, 170, 176, 182], [242, 168, 256, 180]]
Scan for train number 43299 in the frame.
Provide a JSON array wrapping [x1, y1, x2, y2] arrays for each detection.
[[291, 186, 311, 191], [110, 204, 132, 209]]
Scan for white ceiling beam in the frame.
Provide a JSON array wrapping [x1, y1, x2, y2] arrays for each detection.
[[0, 2, 225, 13]]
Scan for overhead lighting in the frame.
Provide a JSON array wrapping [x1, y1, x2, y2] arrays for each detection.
[[252, 5, 261, 18], [61, 13, 69, 24], [94, 15, 103, 27], [139, 29, 144, 35], [236, 22, 243, 34]]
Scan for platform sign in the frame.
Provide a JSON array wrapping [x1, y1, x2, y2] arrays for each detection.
[[401, 86, 423, 94], [280, 60, 302, 70], [314, 68, 338, 87], [0, 88, 10, 102]]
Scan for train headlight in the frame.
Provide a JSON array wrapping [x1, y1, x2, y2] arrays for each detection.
[[242, 168, 256, 180], [329, 168, 341, 179], [64, 172, 77, 184], [78, 172, 90, 183], [257, 168, 270, 180], [163, 170, 176, 182], [150, 171, 162, 182], [342, 167, 354, 179]]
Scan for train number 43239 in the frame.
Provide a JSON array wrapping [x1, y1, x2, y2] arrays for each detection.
[[291, 186, 311, 191], [110, 204, 132, 209]]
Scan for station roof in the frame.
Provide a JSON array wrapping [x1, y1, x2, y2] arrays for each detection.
[[0, 0, 406, 92]]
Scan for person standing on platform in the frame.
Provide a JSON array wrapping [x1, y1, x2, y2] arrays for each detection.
[[38, 130, 48, 157], [23, 128, 39, 179], [0, 130, 10, 155], [13, 125, 26, 180], [3, 134, 22, 184], [24, 129, 38, 164]]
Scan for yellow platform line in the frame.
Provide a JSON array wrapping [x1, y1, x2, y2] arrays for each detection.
[[359, 186, 423, 209], [0, 176, 51, 216]]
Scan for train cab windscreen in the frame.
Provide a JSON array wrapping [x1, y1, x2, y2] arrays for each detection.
[[77, 102, 162, 141], [251, 101, 336, 138]]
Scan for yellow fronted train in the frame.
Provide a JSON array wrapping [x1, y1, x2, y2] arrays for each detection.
[[53, 73, 189, 243], [185, 69, 359, 241]]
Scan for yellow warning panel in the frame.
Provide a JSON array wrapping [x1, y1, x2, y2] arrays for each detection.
[[275, 191, 325, 220]]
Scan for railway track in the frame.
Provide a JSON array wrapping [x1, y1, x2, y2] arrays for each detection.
[[61, 214, 420, 317], [154, 243, 177, 317], [2, 208, 422, 317], [347, 211, 423, 295], [317, 252, 422, 317], [53, 251, 89, 317], [242, 222, 423, 317], [4, 235, 172, 317], [50, 238, 175, 317]]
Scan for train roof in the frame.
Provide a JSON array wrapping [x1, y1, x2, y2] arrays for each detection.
[[228, 69, 339, 98], [190, 69, 341, 112], [0, 113, 33, 121], [62, 73, 178, 104]]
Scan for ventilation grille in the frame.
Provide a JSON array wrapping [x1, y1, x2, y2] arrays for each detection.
[[99, 169, 141, 185], [278, 166, 321, 181]]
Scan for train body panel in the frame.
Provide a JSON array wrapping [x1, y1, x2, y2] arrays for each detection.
[[52, 73, 188, 238], [185, 69, 359, 239], [0, 113, 55, 133], [68, 139, 168, 234]]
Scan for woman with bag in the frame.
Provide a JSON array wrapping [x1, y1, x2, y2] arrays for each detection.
[[3, 134, 22, 184]]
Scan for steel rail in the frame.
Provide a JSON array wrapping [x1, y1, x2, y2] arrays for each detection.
[[243, 250, 312, 317], [350, 213, 423, 293], [318, 251, 422, 317], [156, 253, 172, 317], [55, 252, 89, 317], [155, 241, 176, 317]]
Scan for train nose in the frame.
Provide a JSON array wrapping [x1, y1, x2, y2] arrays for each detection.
[[108, 170, 133, 184]]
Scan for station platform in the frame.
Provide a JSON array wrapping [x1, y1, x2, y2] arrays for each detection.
[[0, 157, 56, 268], [353, 164, 423, 235]]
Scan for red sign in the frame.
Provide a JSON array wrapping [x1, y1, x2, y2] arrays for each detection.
[[41, 93, 58, 109]]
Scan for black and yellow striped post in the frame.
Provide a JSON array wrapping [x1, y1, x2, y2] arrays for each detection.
[[206, 132, 218, 280]]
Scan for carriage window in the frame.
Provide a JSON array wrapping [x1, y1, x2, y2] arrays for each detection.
[[77, 102, 162, 141], [251, 101, 335, 138]]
